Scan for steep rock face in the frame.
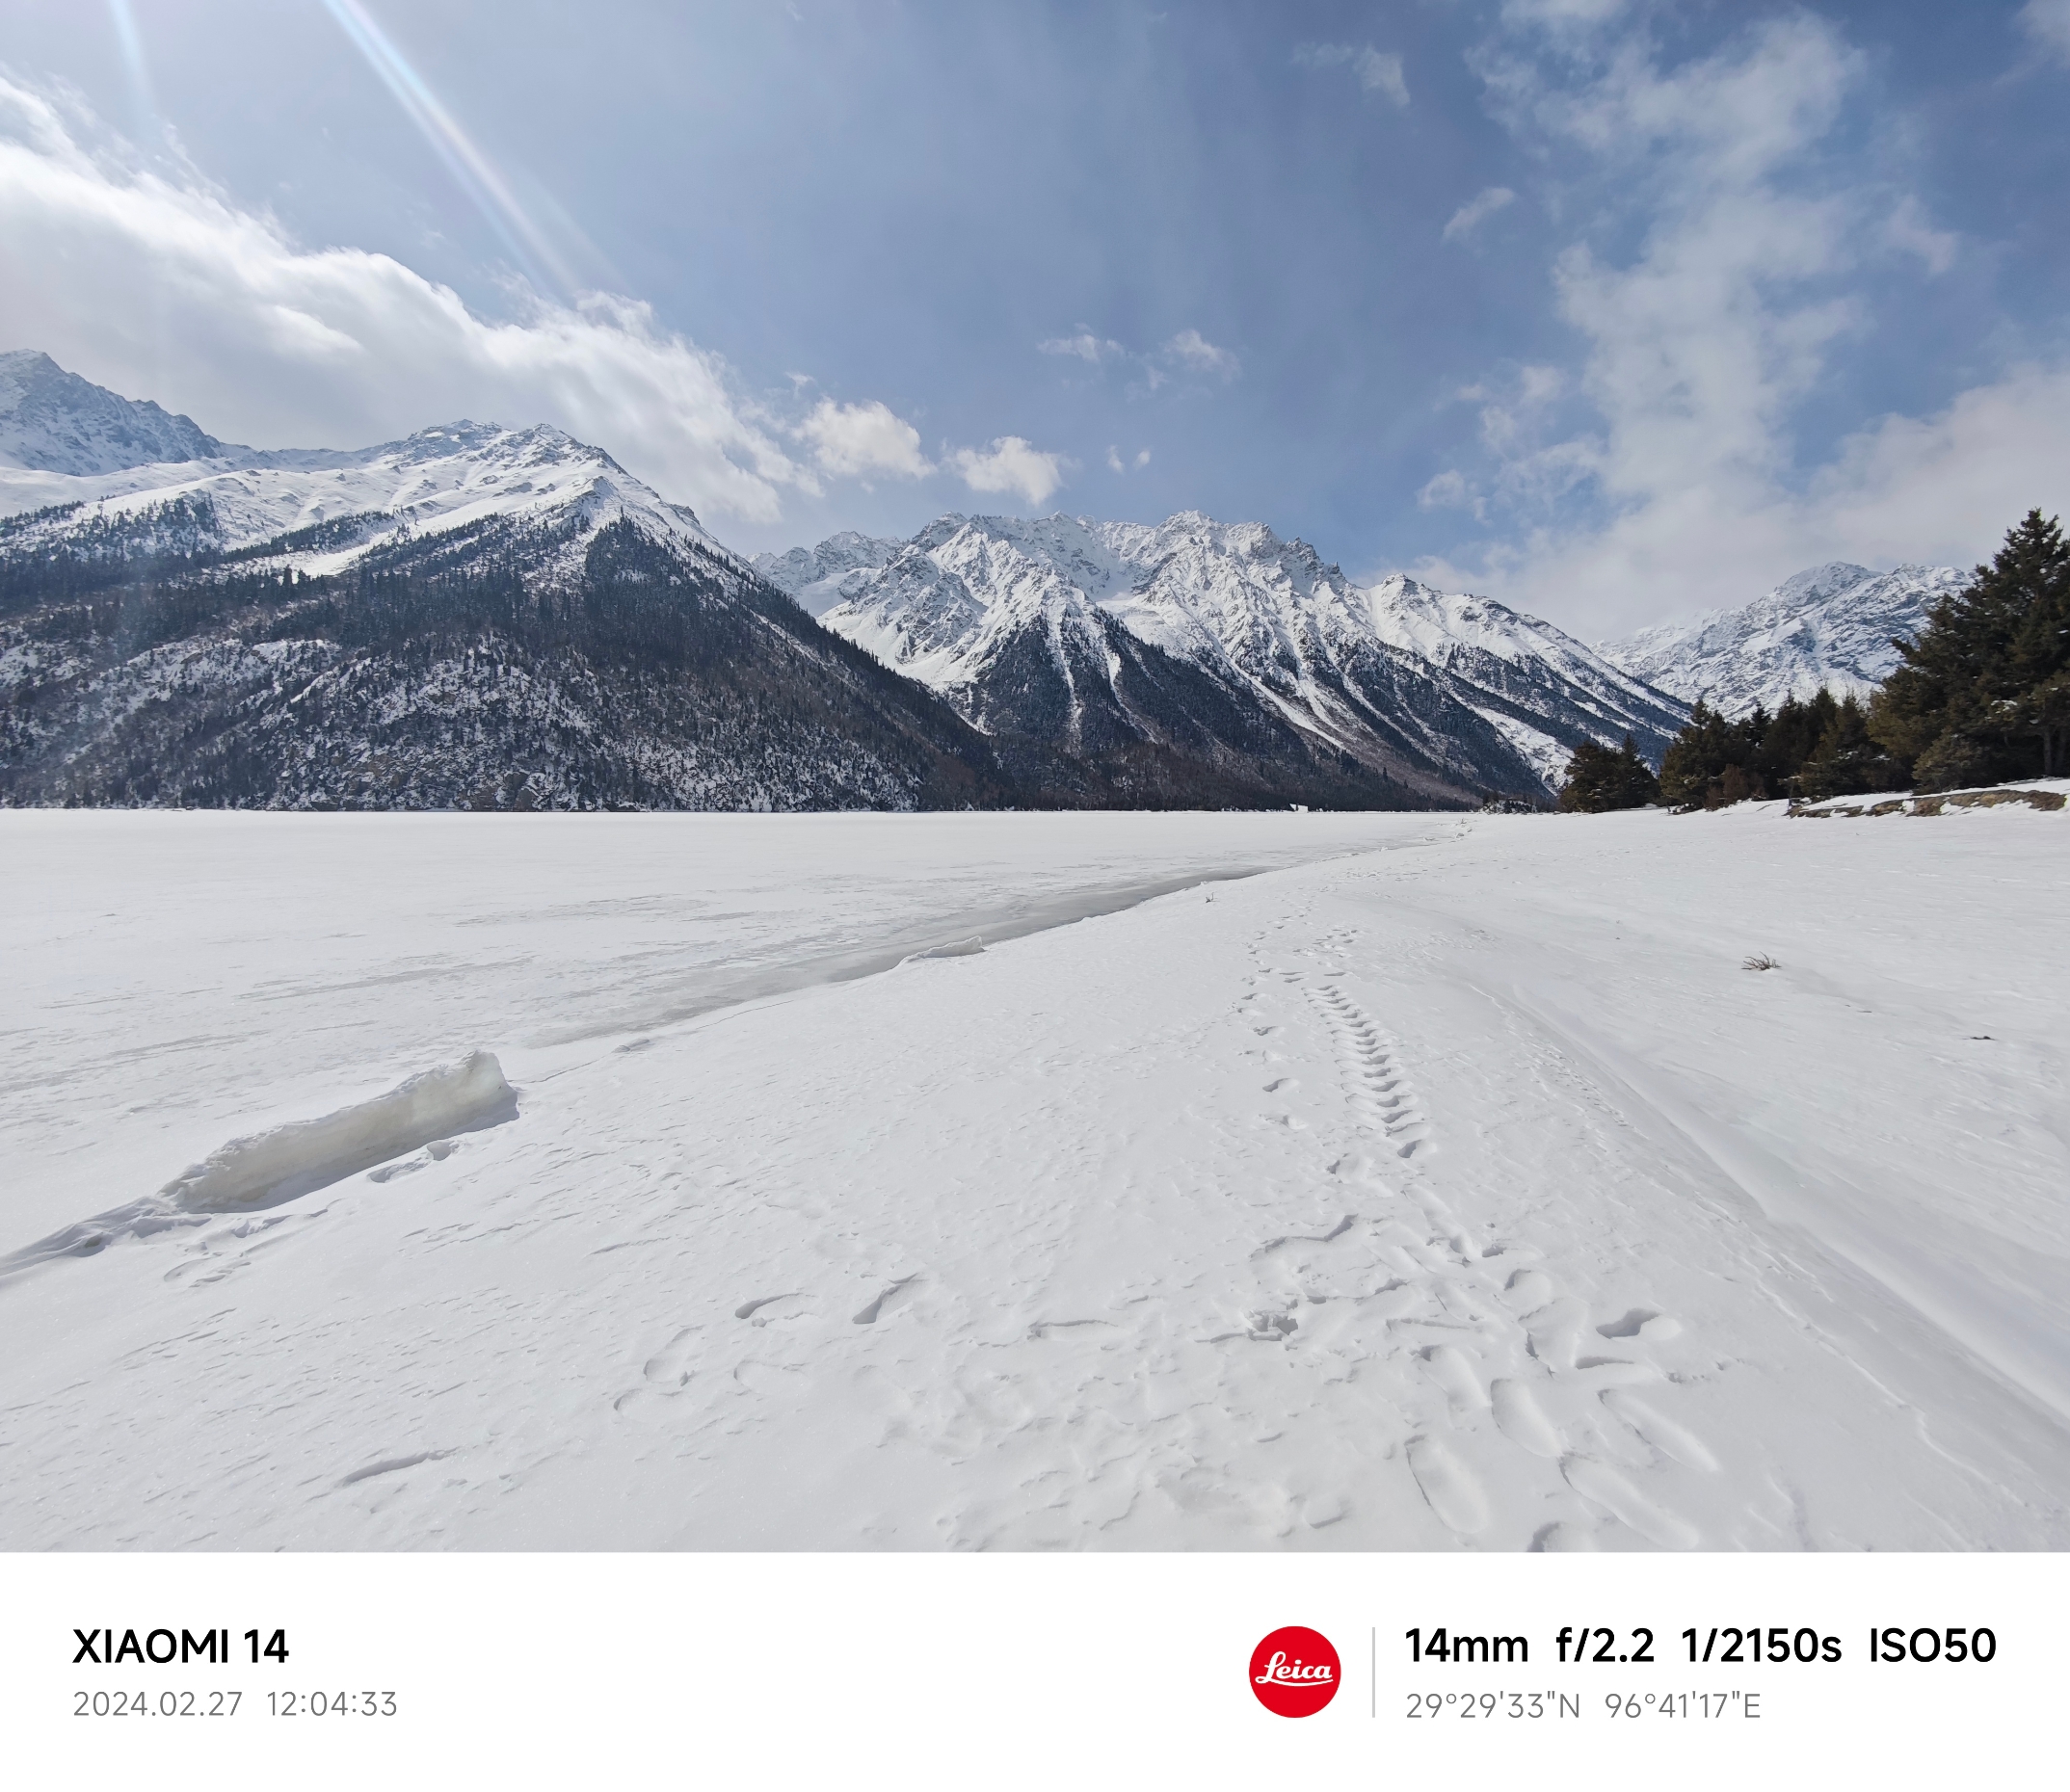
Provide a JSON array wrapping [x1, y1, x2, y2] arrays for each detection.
[[1358, 575, 1689, 790], [814, 511, 1683, 801], [1602, 562, 1969, 717], [0, 351, 227, 476]]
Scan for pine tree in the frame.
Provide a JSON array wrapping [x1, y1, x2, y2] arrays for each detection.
[[1792, 696, 1906, 801], [1869, 509, 2070, 789], [1557, 733, 1659, 812]]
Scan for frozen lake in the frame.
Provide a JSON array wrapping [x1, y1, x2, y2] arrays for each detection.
[[2, 803, 2066, 1549]]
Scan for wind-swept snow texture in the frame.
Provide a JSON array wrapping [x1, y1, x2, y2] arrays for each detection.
[[2, 805, 2066, 1549], [1602, 562, 1970, 718]]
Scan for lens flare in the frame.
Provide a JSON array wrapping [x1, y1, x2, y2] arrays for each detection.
[[106, 0, 157, 127], [318, 0, 575, 296]]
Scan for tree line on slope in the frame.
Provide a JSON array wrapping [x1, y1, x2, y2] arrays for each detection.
[[1558, 509, 2070, 812]]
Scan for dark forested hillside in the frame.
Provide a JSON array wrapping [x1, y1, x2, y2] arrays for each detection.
[[0, 504, 1465, 811], [0, 509, 1020, 810]]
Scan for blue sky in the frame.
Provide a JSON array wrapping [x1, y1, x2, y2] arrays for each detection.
[[1, 1, 2066, 634]]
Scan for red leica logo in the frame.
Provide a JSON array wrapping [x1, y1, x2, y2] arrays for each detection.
[[1248, 1626, 1340, 1717]]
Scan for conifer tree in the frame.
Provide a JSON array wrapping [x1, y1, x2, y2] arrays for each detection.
[[1557, 733, 1659, 812], [1869, 509, 2070, 789]]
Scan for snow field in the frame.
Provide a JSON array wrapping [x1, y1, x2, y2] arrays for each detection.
[[0, 804, 2064, 1549]]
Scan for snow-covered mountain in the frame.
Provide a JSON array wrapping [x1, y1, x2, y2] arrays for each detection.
[[1601, 562, 1969, 718], [754, 531, 903, 616], [0, 356, 1011, 811], [0, 350, 227, 475], [0, 354, 1688, 811], [0, 410, 723, 582], [789, 512, 1685, 800]]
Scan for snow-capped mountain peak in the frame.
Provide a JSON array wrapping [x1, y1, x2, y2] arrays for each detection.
[[0, 358, 721, 577], [0, 350, 229, 476], [754, 530, 912, 615], [800, 509, 1688, 798], [1602, 561, 1969, 716]]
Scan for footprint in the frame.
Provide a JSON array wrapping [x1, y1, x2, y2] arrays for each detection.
[[1523, 1297, 1587, 1372], [1420, 1344, 1489, 1415], [1502, 1269, 1554, 1310], [1602, 1389, 1719, 1472], [852, 1277, 918, 1326], [1560, 1454, 1698, 1548], [1407, 1435, 1489, 1536], [733, 1293, 802, 1322], [643, 1329, 697, 1387], [1490, 1379, 1563, 1458]]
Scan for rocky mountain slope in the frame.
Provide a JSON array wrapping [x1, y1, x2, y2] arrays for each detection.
[[766, 512, 1685, 801], [753, 532, 903, 617], [0, 361, 1019, 811], [0, 353, 1699, 812], [1602, 561, 1969, 718], [0, 356, 1503, 811], [0, 350, 227, 477]]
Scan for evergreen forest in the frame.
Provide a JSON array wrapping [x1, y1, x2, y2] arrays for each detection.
[[1557, 509, 2070, 812]]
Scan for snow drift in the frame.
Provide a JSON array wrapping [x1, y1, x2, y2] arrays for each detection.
[[162, 1050, 518, 1213], [0, 1051, 516, 1282]]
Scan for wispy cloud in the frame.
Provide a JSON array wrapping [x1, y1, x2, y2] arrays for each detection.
[[1164, 328, 1239, 378], [948, 436, 1068, 506], [2018, 0, 2070, 63], [1420, 13, 2070, 635], [0, 75, 995, 528], [1037, 330, 1124, 363], [1442, 186, 1516, 244], [1292, 43, 1410, 109]]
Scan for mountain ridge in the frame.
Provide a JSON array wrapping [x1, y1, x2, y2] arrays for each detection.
[[766, 510, 1688, 801], [1601, 561, 1969, 718]]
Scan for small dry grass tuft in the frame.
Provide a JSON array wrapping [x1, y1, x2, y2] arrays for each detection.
[[1742, 953, 1779, 972]]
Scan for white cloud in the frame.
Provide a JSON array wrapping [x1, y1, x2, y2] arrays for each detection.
[[1038, 331, 1124, 363], [1292, 43, 1410, 108], [947, 436, 1068, 507], [1442, 185, 1517, 244], [1883, 196, 1957, 276], [2018, 0, 2070, 62], [1134, 447, 1152, 469], [1423, 365, 2070, 635], [794, 397, 932, 480], [0, 76, 939, 529], [1164, 328, 1240, 378], [1422, 14, 2070, 636], [1105, 445, 1124, 474], [1499, 0, 1633, 28], [1417, 468, 1472, 510]]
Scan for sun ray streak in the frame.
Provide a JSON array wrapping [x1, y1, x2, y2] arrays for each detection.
[[105, 0, 157, 130], [318, 0, 576, 297]]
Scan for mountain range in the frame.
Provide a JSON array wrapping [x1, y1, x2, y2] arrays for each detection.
[[0, 351, 1967, 809], [1601, 561, 1967, 718], [757, 514, 1686, 801]]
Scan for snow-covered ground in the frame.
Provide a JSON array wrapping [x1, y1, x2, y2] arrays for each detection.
[[2, 804, 2065, 1550]]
